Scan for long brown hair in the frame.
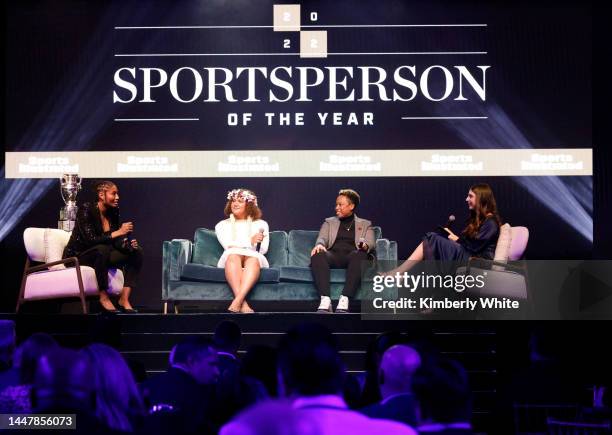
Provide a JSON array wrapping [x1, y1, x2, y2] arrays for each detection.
[[462, 183, 501, 238]]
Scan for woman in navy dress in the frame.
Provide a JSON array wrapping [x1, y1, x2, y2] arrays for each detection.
[[388, 183, 501, 274]]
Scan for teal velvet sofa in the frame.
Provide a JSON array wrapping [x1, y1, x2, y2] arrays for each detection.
[[162, 227, 397, 308]]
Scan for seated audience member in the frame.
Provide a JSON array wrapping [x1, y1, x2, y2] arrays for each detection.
[[141, 337, 219, 434], [241, 345, 278, 397], [30, 347, 115, 434], [509, 329, 583, 404], [81, 343, 145, 433], [360, 331, 412, 407], [277, 323, 417, 434], [214, 320, 242, 371], [220, 400, 319, 435], [0, 333, 58, 413], [213, 320, 268, 425], [361, 345, 421, 426], [0, 320, 18, 392], [412, 359, 473, 434]]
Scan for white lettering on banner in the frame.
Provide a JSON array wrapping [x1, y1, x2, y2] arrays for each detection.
[[117, 155, 178, 173], [320, 155, 381, 172], [521, 153, 584, 171], [421, 154, 483, 171], [218, 155, 280, 173], [18, 156, 79, 174]]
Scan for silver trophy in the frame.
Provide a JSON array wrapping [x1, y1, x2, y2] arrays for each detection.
[[58, 173, 82, 231]]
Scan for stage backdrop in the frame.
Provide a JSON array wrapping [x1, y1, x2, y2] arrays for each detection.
[[2, 0, 592, 310]]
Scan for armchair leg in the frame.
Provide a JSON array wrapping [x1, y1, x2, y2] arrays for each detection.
[[174, 302, 180, 314], [163, 302, 168, 314], [16, 257, 30, 313], [80, 294, 88, 314]]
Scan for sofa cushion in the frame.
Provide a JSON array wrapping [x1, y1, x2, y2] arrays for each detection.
[[181, 263, 280, 283], [24, 266, 123, 299], [267, 231, 288, 267], [287, 227, 383, 267], [280, 266, 346, 283], [192, 228, 224, 266], [287, 230, 319, 267]]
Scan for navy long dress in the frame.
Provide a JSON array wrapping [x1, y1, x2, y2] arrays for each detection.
[[422, 216, 499, 262]]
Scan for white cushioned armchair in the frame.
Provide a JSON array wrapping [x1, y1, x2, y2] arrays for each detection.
[[18, 228, 123, 313]]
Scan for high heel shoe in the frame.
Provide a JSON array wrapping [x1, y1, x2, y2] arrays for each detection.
[[117, 304, 138, 313], [99, 303, 120, 314]]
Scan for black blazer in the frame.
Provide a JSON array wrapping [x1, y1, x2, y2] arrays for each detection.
[[63, 202, 123, 258]]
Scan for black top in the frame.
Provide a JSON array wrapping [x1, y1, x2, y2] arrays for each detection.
[[458, 217, 499, 260], [331, 214, 356, 254], [62, 202, 123, 258]]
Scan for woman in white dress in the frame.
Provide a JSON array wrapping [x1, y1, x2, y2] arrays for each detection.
[[215, 189, 269, 313]]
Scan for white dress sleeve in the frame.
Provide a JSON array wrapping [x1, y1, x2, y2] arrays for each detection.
[[215, 220, 237, 250], [253, 220, 270, 255]]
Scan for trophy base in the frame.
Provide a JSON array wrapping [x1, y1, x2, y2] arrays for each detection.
[[58, 220, 75, 232]]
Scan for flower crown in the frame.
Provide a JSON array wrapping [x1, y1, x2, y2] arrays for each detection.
[[227, 189, 258, 206]]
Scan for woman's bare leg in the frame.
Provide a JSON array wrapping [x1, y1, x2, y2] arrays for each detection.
[[387, 242, 424, 274], [225, 254, 244, 312], [99, 290, 117, 311], [236, 257, 260, 313], [118, 286, 133, 310]]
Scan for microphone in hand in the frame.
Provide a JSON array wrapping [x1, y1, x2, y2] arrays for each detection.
[[256, 228, 265, 252], [437, 214, 455, 236], [358, 237, 368, 251]]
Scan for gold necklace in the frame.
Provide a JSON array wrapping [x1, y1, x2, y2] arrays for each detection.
[[342, 218, 354, 231]]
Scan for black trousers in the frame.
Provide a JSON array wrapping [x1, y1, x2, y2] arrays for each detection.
[[77, 244, 143, 292], [310, 249, 369, 298]]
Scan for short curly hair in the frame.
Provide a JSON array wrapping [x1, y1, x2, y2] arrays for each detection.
[[338, 189, 360, 208]]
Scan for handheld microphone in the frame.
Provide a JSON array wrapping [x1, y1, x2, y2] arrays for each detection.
[[436, 214, 455, 236], [256, 228, 265, 252], [124, 232, 134, 251], [358, 237, 367, 250]]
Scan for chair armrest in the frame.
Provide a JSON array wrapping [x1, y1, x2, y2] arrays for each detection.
[[162, 239, 192, 299], [376, 238, 390, 261], [375, 239, 398, 262], [466, 257, 526, 274], [26, 257, 80, 274], [389, 241, 398, 261]]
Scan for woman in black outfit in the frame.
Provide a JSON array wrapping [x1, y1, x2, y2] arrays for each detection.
[[310, 189, 376, 313], [62, 181, 142, 313], [387, 183, 501, 275]]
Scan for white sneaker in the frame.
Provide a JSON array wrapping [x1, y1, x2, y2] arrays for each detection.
[[336, 295, 349, 313], [317, 296, 332, 313]]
